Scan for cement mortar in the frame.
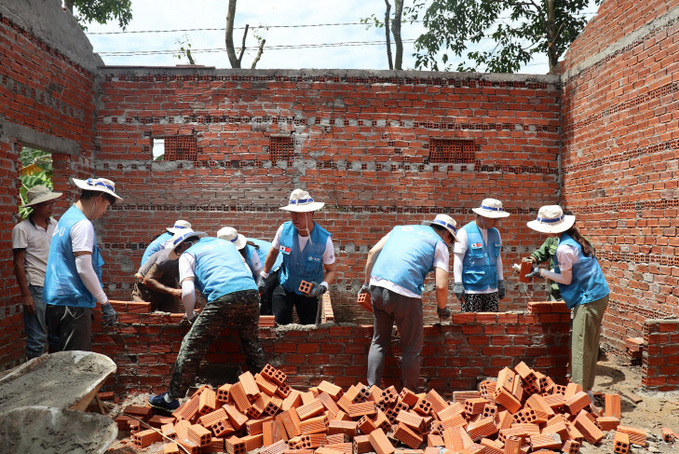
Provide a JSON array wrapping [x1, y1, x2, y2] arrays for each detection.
[[0, 406, 117, 454], [0, 351, 116, 412]]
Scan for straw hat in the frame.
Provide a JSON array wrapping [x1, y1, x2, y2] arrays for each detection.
[[217, 226, 247, 250], [21, 185, 62, 207], [72, 177, 122, 201], [527, 205, 576, 234], [422, 214, 458, 241], [472, 198, 510, 218], [279, 189, 325, 213], [166, 219, 192, 234]]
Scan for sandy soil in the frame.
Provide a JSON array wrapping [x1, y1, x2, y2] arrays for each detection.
[[103, 351, 679, 453]]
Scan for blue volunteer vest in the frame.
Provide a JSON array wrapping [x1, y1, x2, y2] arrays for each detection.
[[555, 234, 610, 309], [461, 221, 501, 291], [186, 237, 257, 303], [141, 232, 173, 266], [279, 221, 330, 295], [371, 225, 442, 296], [248, 238, 283, 271], [44, 206, 104, 308]]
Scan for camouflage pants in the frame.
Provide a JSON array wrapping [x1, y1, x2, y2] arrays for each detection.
[[461, 292, 499, 312], [169, 289, 265, 399]]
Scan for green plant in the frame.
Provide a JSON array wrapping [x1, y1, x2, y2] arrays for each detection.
[[19, 148, 53, 219]]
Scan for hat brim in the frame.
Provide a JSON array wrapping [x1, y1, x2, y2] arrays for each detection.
[[21, 191, 62, 207], [279, 201, 325, 213], [173, 231, 208, 252], [72, 178, 123, 201], [233, 234, 247, 250], [167, 226, 190, 234], [527, 215, 576, 234], [421, 220, 458, 241], [472, 207, 510, 218]]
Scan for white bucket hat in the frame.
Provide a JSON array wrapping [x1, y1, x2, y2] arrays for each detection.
[[21, 185, 62, 207], [166, 219, 192, 234], [472, 198, 510, 218], [422, 214, 458, 241], [217, 226, 247, 250], [279, 189, 325, 213], [171, 229, 207, 253], [527, 205, 576, 234], [72, 177, 123, 201]]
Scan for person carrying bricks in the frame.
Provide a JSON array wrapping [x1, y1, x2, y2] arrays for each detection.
[[453, 198, 510, 312], [148, 233, 266, 412], [360, 213, 458, 391], [44, 177, 122, 351], [217, 226, 283, 315], [12, 185, 63, 359], [259, 188, 337, 325], [526, 205, 609, 397], [139, 219, 192, 268]]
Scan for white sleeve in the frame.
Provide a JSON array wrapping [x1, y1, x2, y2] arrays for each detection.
[[250, 249, 263, 277], [71, 219, 95, 253], [433, 242, 450, 271], [322, 236, 336, 265], [178, 252, 197, 282], [555, 244, 578, 271], [75, 254, 108, 304], [270, 224, 284, 250], [182, 279, 196, 317], [453, 228, 467, 282]]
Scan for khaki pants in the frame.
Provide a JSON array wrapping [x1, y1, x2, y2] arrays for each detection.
[[571, 295, 609, 390]]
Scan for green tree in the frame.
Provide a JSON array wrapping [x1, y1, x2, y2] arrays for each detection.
[[19, 148, 53, 219], [63, 0, 133, 30], [412, 0, 601, 73], [362, 0, 410, 70]]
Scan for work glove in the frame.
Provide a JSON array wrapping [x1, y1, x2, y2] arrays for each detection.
[[497, 280, 506, 300], [358, 283, 370, 296], [101, 303, 118, 326], [257, 278, 267, 294], [308, 282, 327, 298], [525, 265, 543, 278], [436, 306, 451, 322], [182, 310, 199, 326], [453, 282, 465, 303]]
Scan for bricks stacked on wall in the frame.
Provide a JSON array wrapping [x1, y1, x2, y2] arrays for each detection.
[[560, 0, 679, 358], [94, 68, 562, 322], [93, 300, 570, 396], [0, 5, 98, 369]]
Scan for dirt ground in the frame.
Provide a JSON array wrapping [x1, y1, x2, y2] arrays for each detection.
[[103, 350, 679, 454]]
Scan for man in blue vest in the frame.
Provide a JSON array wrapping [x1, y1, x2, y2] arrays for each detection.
[[260, 189, 337, 325], [218, 227, 283, 315], [149, 232, 266, 412], [44, 177, 122, 351], [360, 214, 457, 391], [453, 198, 510, 312]]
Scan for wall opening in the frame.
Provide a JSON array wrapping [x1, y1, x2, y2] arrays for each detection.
[[18, 146, 53, 220], [428, 139, 478, 164], [269, 136, 294, 165]]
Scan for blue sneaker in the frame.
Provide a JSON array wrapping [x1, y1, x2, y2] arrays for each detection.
[[148, 392, 179, 412]]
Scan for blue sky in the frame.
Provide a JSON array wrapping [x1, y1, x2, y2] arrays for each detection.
[[83, 0, 598, 74]]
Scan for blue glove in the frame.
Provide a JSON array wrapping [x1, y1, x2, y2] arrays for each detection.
[[308, 282, 327, 298], [453, 283, 465, 302], [525, 265, 541, 278], [101, 303, 118, 326], [497, 280, 506, 300]]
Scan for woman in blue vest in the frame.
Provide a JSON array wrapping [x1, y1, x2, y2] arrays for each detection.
[[527, 205, 609, 396], [259, 189, 337, 325]]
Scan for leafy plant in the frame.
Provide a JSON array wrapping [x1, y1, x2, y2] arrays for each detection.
[[19, 148, 53, 219]]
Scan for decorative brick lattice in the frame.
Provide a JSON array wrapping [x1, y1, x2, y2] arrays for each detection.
[[428, 139, 478, 164], [269, 136, 294, 164], [164, 135, 199, 161]]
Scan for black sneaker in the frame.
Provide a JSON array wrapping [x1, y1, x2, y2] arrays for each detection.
[[148, 392, 179, 412]]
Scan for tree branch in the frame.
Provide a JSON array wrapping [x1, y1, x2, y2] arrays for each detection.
[[251, 38, 266, 69], [238, 24, 249, 66]]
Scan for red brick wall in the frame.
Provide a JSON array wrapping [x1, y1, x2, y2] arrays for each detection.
[[560, 1, 679, 363], [643, 319, 679, 390], [96, 301, 570, 396], [95, 69, 562, 324], [0, 14, 96, 368]]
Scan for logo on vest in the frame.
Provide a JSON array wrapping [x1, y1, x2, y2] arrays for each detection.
[[280, 245, 291, 254], [471, 242, 482, 248], [307, 256, 321, 262]]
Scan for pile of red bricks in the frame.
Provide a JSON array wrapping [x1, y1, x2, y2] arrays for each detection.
[[115, 362, 648, 453]]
